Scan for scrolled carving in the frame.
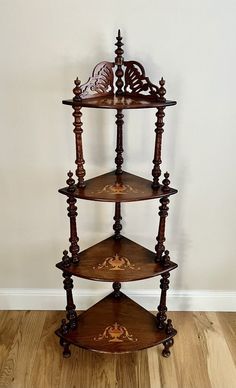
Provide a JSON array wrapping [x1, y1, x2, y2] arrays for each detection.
[[124, 61, 161, 100], [80, 61, 114, 99]]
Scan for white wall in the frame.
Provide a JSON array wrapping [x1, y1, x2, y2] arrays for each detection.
[[0, 0, 236, 310]]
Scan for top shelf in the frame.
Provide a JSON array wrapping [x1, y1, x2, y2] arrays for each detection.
[[62, 96, 176, 110]]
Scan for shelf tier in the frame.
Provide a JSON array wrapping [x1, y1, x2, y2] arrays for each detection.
[[59, 170, 177, 202], [55, 292, 177, 354], [62, 95, 176, 110], [56, 235, 177, 282]]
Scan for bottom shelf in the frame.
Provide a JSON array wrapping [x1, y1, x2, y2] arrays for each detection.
[[55, 292, 177, 354]]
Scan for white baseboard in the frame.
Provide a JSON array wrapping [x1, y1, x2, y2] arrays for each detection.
[[0, 288, 235, 311]]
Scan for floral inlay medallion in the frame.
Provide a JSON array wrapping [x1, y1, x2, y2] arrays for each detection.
[[94, 322, 138, 343], [96, 182, 139, 195], [93, 253, 140, 271]]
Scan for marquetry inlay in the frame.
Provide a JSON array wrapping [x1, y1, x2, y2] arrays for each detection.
[[97, 183, 139, 195], [94, 322, 138, 343], [93, 253, 140, 271]]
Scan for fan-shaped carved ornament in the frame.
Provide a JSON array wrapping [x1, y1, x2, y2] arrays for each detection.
[[124, 61, 161, 100], [80, 61, 114, 99]]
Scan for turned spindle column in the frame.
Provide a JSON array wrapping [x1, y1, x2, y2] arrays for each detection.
[[63, 272, 78, 330], [113, 202, 122, 239], [113, 281, 121, 297], [72, 78, 86, 187], [115, 109, 124, 175], [66, 171, 80, 264], [156, 272, 170, 329], [152, 78, 166, 189], [155, 172, 171, 262], [115, 29, 124, 96]]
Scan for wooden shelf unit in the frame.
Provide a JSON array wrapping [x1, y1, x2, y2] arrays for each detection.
[[55, 30, 178, 358]]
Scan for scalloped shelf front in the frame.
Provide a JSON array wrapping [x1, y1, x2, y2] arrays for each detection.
[[55, 292, 177, 354], [56, 235, 177, 282], [59, 171, 178, 202], [62, 95, 176, 110]]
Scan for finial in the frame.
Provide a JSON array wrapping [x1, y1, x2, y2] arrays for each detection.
[[165, 319, 174, 335], [62, 250, 71, 268], [66, 171, 75, 193], [115, 29, 124, 66], [162, 250, 170, 267], [60, 319, 69, 335], [159, 77, 166, 101], [73, 77, 82, 102], [162, 172, 170, 193]]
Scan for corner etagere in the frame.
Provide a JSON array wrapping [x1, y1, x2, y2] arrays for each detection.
[[55, 30, 178, 357]]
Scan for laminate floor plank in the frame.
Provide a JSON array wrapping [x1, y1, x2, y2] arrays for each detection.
[[29, 311, 64, 388], [166, 312, 212, 388], [0, 311, 46, 388], [216, 312, 236, 365], [204, 312, 236, 388]]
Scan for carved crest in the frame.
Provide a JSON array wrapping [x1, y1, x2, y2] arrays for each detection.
[[80, 61, 114, 99], [94, 322, 138, 343], [124, 61, 161, 100]]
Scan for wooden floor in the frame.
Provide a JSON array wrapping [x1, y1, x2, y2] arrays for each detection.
[[0, 311, 235, 388]]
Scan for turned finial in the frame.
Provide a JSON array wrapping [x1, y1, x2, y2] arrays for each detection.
[[115, 29, 124, 65], [73, 77, 82, 102], [62, 250, 71, 268], [66, 171, 75, 193], [162, 172, 170, 193], [162, 250, 171, 267], [159, 77, 166, 101], [60, 319, 69, 335], [165, 319, 174, 335]]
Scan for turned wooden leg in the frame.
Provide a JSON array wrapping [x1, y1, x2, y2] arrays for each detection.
[[156, 272, 170, 329], [59, 337, 71, 358], [162, 337, 174, 358], [63, 272, 78, 330]]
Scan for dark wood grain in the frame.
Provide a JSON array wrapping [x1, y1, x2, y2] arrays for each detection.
[[59, 170, 177, 203], [55, 292, 177, 354], [56, 235, 178, 282]]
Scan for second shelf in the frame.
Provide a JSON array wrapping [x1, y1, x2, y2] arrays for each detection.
[[56, 235, 177, 282]]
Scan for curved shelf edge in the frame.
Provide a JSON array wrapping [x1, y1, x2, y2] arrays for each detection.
[[56, 235, 178, 282], [62, 96, 176, 110], [55, 292, 177, 354], [58, 171, 178, 203]]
